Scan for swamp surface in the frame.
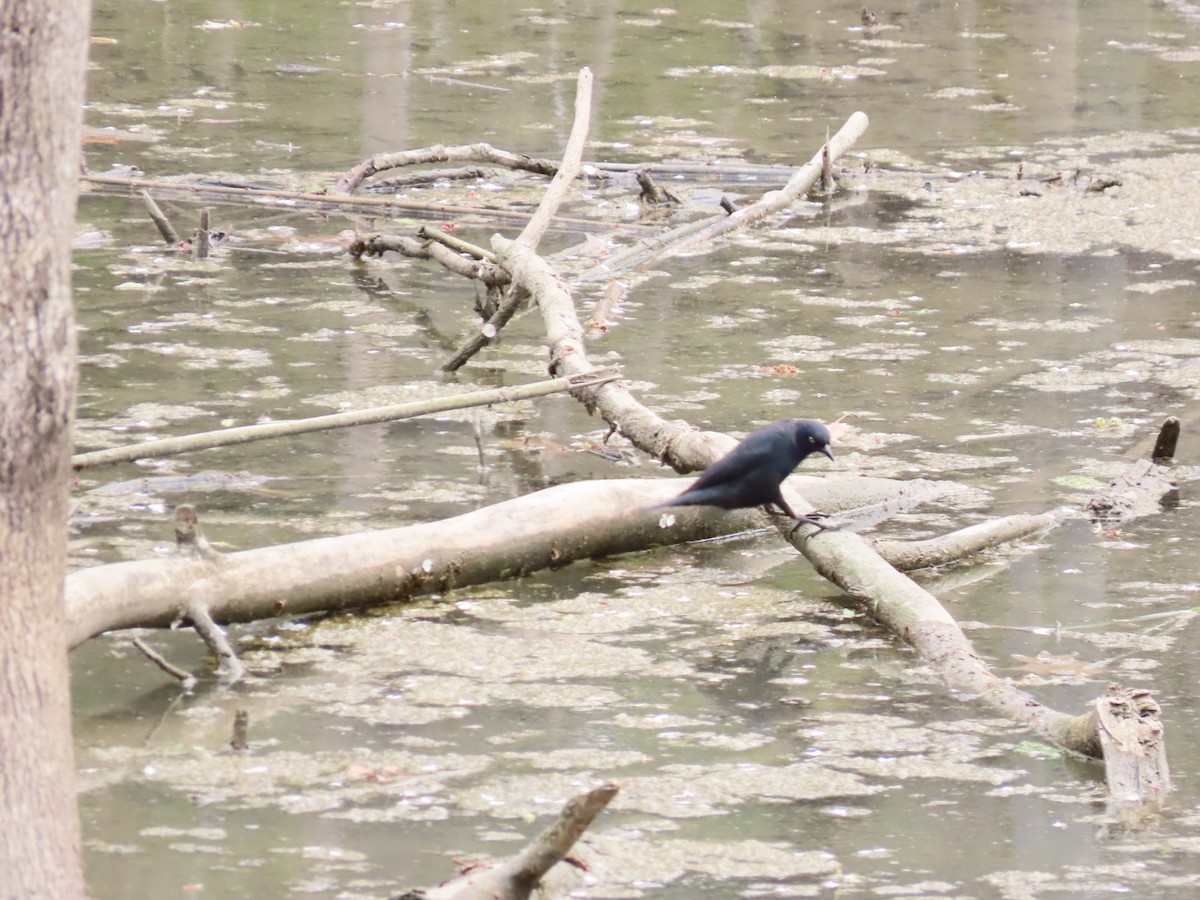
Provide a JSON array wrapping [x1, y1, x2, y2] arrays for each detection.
[[75, 1, 1200, 897]]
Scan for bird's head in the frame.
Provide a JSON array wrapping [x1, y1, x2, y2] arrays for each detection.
[[794, 419, 835, 462]]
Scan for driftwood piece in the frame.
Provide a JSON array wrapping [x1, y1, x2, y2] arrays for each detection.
[[1083, 458, 1176, 525], [230, 710, 249, 752], [634, 167, 682, 206], [194, 207, 211, 258], [71, 373, 614, 470], [1151, 416, 1180, 461], [63, 476, 859, 648], [586, 279, 628, 332], [412, 783, 619, 900], [173, 503, 223, 563], [362, 165, 497, 189], [819, 140, 835, 193]]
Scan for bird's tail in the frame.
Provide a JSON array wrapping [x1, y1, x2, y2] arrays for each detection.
[[646, 490, 715, 513]]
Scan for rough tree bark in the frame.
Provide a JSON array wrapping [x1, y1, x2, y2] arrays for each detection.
[[0, 1, 91, 896]]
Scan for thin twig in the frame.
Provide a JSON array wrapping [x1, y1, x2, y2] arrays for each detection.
[[131, 636, 197, 690], [71, 372, 619, 470], [83, 173, 618, 232]]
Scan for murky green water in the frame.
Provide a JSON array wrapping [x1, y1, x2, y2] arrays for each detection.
[[74, 2, 1200, 897]]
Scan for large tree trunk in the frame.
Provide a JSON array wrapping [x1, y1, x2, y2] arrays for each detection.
[[0, 1, 91, 896]]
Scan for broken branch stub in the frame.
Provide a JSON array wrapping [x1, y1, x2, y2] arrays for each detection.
[[1096, 685, 1171, 804]]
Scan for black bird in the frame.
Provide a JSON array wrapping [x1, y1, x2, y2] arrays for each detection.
[[651, 419, 834, 532]]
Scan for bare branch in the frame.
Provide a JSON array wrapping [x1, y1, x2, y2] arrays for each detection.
[[518, 67, 594, 251], [440, 67, 594, 371], [350, 233, 510, 285], [419, 783, 620, 900], [574, 110, 870, 280]]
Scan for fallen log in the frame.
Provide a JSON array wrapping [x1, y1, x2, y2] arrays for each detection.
[[65, 474, 984, 650]]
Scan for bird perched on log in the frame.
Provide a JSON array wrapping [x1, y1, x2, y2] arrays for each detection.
[[650, 419, 834, 533]]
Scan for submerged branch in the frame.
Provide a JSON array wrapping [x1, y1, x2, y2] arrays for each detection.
[[870, 509, 1068, 571], [131, 637, 196, 689], [334, 142, 564, 196]]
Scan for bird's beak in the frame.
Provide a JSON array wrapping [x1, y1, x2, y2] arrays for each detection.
[[821, 445, 835, 462]]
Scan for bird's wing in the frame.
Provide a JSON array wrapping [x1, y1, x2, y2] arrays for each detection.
[[689, 431, 784, 490]]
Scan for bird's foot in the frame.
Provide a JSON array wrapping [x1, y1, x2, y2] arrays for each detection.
[[787, 512, 837, 536]]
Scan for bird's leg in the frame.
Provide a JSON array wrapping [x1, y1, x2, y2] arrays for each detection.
[[766, 500, 835, 535]]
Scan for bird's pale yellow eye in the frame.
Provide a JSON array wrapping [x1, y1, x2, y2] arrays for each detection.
[[808, 436, 815, 444]]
